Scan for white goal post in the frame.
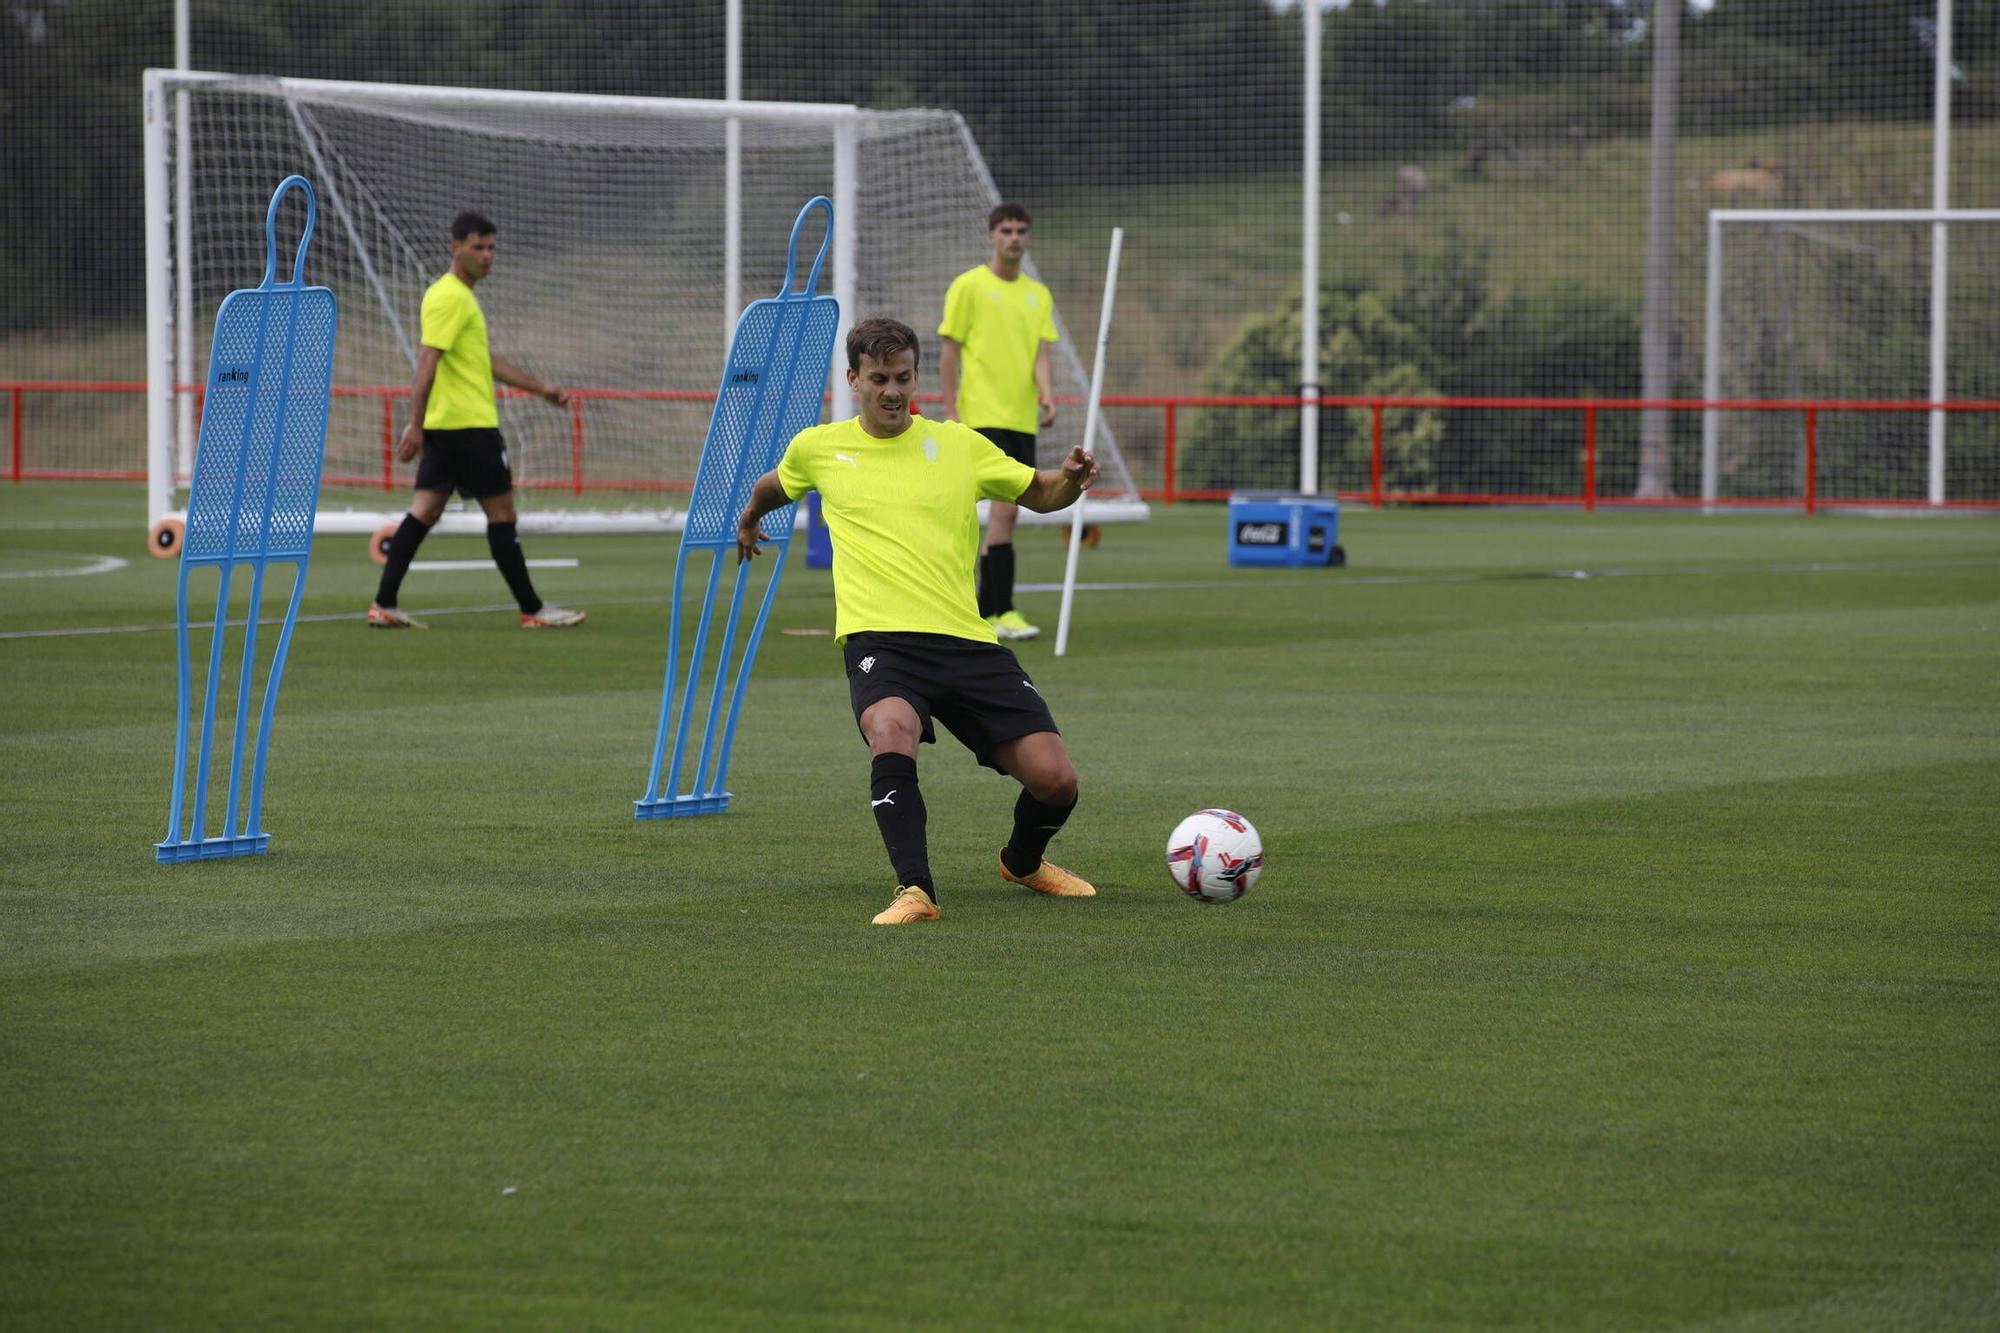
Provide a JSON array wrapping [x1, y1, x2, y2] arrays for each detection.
[[1702, 208, 2000, 506], [143, 70, 1145, 541]]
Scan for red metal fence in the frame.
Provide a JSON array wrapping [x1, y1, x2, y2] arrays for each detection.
[[8, 379, 2000, 513]]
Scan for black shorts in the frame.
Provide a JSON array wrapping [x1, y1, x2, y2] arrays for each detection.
[[415, 426, 514, 499], [844, 631, 1059, 773], [975, 427, 1037, 469]]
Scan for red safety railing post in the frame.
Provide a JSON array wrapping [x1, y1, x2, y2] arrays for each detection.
[[1162, 402, 1178, 505], [1804, 406, 1818, 516], [571, 394, 586, 496], [1583, 403, 1597, 512], [1370, 403, 1385, 508], [380, 393, 395, 490], [10, 386, 22, 484]]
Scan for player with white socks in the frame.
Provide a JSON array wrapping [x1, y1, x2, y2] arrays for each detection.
[[940, 202, 1061, 642]]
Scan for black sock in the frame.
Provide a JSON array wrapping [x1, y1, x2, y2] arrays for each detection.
[[978, 542, 1016, 618], [1002, 788, 1076, 878], [373, 513, 432, 608], [870, 752, 933, 898], [486, 520, 542, 615]]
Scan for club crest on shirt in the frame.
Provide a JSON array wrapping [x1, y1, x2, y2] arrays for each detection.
[[1027, 293, 1040, 310], [923, 435, 939, 462]]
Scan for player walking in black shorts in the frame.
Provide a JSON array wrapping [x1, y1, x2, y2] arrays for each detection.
[[736, 318, 1099, 925], [367, 210, 585, 630]]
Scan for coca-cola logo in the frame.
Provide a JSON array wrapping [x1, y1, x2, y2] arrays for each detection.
[[1236, 521, 1286, 545]]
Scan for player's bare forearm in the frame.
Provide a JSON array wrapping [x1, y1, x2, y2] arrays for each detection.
[[939, 338, 961, 420], [1016, 472, 1082, 512], [735, 470, 794, 563], [1035, 343, 1056, 428], [493, 353, 569, 406], [399, 348, 442, 462], [1016, 445, 1099, 512], [406, 373, 434, 433], [490, 353, 539, 391]]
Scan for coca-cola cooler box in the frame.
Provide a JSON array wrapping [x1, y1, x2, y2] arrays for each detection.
[[1226, 493, 1343, 567]]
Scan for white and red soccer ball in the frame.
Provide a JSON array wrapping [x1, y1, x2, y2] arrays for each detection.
[[1165, 809, 1263, 903]]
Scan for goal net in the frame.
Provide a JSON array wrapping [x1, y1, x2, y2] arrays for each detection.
[[143, 70, 1141, 536], [1703, 210, 2000, 507]]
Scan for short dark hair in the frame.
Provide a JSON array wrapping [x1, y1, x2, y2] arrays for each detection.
[[451, 211, 497, 241], [987, 202, 1032, 231], [846, 317, 920, 373]]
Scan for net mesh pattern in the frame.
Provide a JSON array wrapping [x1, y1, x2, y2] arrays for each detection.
[[153, 78, 1133, 513]]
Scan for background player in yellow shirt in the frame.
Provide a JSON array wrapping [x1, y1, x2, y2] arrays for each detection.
[[735, 318, 1098, 925], [939, 203, 1059, 642], [367, 210, 585, 630]]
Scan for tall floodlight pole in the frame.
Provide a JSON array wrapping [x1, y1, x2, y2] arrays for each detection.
[[724, 0, 743, 336], [1929, 0, 1953, 506], [1300, 0, 1322, 497], [1638, 0, 1680, 499]]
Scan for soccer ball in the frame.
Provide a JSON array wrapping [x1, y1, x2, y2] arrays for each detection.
[[1165, 809, 1263, 903]]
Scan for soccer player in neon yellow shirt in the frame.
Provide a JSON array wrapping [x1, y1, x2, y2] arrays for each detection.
[[736, 318, 1098, 925], [367, 210, 585, 630], [939, 203, 1059, 642]]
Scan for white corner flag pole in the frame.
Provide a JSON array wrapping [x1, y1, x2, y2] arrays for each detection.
[[1054, 226, 1123, 658]]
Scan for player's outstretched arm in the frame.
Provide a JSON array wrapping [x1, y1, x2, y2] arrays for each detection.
[[1016, 445, 1098, 513], [492, 352, 569, 407], [736, 470, 795, 563]]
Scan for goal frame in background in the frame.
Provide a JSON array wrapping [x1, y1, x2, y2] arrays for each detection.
[[1702, 208, 2000, 507], [141, 69, 1144, 543]]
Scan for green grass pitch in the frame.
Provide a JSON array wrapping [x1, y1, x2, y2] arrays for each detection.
[[3, 485, 1997, 1328]]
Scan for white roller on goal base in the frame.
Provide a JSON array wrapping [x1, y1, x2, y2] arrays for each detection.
[[143, 70, 1146, 546]]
